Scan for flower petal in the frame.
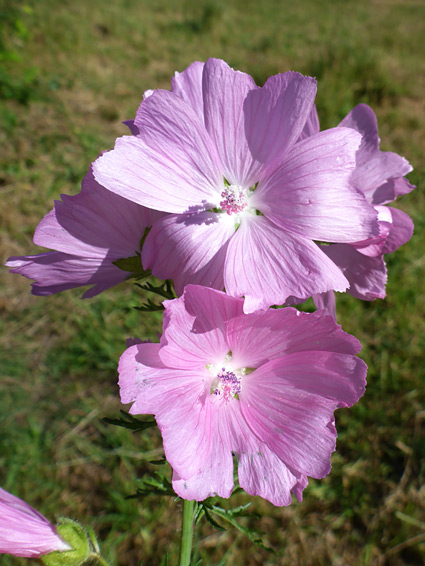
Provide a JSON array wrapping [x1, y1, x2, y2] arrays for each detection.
[[6, 252, 129, 298], [171, 61, 205, 124], [224, 215, 349, 312], [142, 212, 235, 295], [33, 167, 162, 259], [244, 71, 317, 177], [252, 127, 379, 242], [227, 307, 361, 368], [382, 207, 414, 254], [93, 91, 223, 213], [202, 58, 257, 187], [313, 291, 337, 319], [172, 401, 234, 500], [226, 403, 308, 506], [159, 286, 243, 369], [297, 104, 320, 141], [340, 104, 413, 202], [0, 488, 70, 558], [319, 243, 387, 300], [240, 351, 366, 477], [118, 343, 213, 478]]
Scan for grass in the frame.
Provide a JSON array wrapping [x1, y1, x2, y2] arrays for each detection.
[[1, 0, 425, 564]]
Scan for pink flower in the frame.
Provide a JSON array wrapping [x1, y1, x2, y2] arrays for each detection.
[[93, 58, 379, 313], [0, 487, 70, 558], [6, 166, 164, 297], [119, 285, 367, 506], [301, 104, 414, 316]]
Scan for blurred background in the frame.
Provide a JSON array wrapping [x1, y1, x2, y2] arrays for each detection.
[[1, 0, 424, 564]]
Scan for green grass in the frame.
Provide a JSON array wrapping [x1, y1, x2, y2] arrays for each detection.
[[1, 0, 425, 564]]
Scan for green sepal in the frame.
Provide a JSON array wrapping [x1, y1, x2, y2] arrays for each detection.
[[113, 254, 150, 279], [41, 518, 93, 566]]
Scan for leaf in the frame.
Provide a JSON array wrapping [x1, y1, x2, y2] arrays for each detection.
[[102, 410, 156, 433], [207, 505, 274, 552], [129, 472, 175, 498]]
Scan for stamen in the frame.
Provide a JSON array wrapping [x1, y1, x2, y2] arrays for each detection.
[[220, 185, 248, 215], [213, 368, 241, 401]]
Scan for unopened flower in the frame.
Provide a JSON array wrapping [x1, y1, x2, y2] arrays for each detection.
[[301, 104, 414, 316], [0, 487, 70, 558], [93, 58, 379, 312], [6, 166, 164, 297], [118, 285, 367, 506]]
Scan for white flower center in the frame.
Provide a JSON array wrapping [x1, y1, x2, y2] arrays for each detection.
[[206, 353, 254, 402], [220, 185, 248, 215], [213, 367, 242, 400]]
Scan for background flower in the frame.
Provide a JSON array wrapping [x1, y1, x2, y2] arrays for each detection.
[[0, 487, 70, 558], [303, 104, 414, 316], [6, 166, 165, 297]]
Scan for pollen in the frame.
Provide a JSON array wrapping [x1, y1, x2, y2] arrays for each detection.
[[213, 368, 242, 401], [219, 185, 248, 215]]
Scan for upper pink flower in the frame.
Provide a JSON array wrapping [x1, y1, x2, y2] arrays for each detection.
[[119, 285, 367, 506], [0, 487, 70, 558], [93, 58, 379, 312], [300, 104, 414, 316], [6, 166, 164, 297]]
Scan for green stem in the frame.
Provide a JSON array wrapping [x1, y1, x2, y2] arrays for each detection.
[[88, 554, 112, 566], [179, 499, 195, 566]]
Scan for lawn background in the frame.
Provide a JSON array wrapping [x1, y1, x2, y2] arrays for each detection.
[[1, 0, 424, 564]]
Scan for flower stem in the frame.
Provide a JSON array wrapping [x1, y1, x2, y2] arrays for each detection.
[[88, 554, 112, 566], [179, 499, 195, 566]]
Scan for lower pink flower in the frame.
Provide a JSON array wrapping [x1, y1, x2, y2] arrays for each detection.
[[119, 285, 367, 506], [0, 487, 70, 558]]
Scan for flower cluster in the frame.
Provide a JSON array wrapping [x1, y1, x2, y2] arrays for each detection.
[[6, 58, 414, 514]]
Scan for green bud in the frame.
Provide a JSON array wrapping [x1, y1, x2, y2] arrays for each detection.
[[41, 518, 94, 566]]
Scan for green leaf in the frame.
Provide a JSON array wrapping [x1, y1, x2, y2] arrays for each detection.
[[207, 505, 274, 553], [102, 410, 156, 433], [130, 471, 175, 498]]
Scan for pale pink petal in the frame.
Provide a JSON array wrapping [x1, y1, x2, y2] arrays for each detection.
[[224, 215, 349, 313], [252, 128, 379, 242], [240, 351, 366, 477], [118, 343, 213, 478], [339, 103, 380, 161], [382, 207, 414, 254], [297, 104, 320, 141], [226, 403, 307, 506], [6, 252, 129, 298], [33, 167, 163, 259], [122, 119, 139, 135], [351, 205, 392, 257], [93, 91, 223, 213], [118, 343, 166, 405], [372, 176, 415, 205], [244, 71, 317, 177], [172, 401, 234, 501], [202, 58, 257, 187], [0, 488, 70, 558], [171, 61, 205, 124], [313, 291, 337, 319], [226, 307, 360, 368], [351, 153, 413, 204], [159, 285, 243, 369], [142, 212, 235, 295], [320, 243, 387, 300]]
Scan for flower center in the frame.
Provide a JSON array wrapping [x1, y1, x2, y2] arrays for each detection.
[[213, 368, 241, 400], [219, 185, 248, 215]]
